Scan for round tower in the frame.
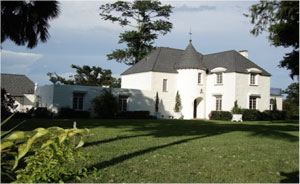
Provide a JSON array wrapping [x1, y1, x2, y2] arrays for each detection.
[[174, 41, 207, 119]]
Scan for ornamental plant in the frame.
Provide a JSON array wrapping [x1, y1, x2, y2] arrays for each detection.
[[174, 91, 182, 113], [231, 100, 243, 114], [1, 114, 93, 183]]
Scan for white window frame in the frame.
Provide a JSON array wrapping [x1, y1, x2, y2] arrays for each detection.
[[73, 93, 84, 110], [249, 73, 258, 86], [119, 96, 128, 112], [215, 95, 222, 111], [163, 79, 168, 92], [249, 96, 257, 110], [198, 73, 202, 84], [216, 73, 223, 84]]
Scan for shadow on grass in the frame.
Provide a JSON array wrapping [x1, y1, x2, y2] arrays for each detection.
[[86, 134, 212, 171], [3, 119, 299, 143], [280, 171, 299, 183]]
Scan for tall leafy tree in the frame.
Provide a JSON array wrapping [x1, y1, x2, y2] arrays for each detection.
[[47, 65, 121, 88], [99, 0, 173, 65], [283, 82, 299, 119], [245, 1, 299, 79], [1, 1, 60, 48]]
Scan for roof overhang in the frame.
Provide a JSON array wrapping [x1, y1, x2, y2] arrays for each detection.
[[211, 67, 227, 73], [247, 68, 262, 74]]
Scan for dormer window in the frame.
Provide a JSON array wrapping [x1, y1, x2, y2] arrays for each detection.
[[249, 73, 258, 85], [198, 73, 202, 84], [216, 73, 223, 84]]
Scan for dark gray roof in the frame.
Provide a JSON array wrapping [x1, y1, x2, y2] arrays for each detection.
[[121, 43, 271, 76], [1, 74, 35, 96], [174, 42, 206, 69]]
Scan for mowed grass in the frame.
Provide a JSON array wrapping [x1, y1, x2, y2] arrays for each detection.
[[4, 118, 299, 183]]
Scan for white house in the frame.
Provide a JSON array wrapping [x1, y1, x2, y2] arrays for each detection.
[[1, 73, 36, 112], [35, 41, 283, 119]]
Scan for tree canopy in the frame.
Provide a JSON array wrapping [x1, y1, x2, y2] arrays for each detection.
[[1, 1, 60, 48], [99, 0, 173, 65], [282, 82, 299, 119], [245, 1, 299, 79], [47, 65, 121, 88]]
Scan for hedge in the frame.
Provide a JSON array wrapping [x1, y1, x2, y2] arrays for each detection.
[[210, 111, 232, 121], [116, 111, 155, 119], [58, 107, 90, 118]]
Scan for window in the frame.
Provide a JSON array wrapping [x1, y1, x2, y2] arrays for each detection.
[[198, 73, 202, 84], [250, 73, 256, 85], [73, 93, 84, 110], [119, 96, 128, 112], [216, 73, 223, 84], [216, 96, 222, 111], [163, 79, 168, 92], [249, 96, 257, 109]]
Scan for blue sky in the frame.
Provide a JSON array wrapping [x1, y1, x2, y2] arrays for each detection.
[[1, 1, 296, 91]]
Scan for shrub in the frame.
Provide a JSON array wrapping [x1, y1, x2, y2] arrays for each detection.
[[210, 111, 232, 121], [231, 100, 243, 114], [261, 110, 287, 121], [174, 91, 182, 113], [1, 121, 91, 183], [242, 109, 261, 121], [33, 107, 51, 118], [92, 89, 118, 118], [58, 107, 90, 118], [116, 111, 153, 119]]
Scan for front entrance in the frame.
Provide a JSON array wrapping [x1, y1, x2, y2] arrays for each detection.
[[193, 97, 204, 119], [193, 99, 197, 118]]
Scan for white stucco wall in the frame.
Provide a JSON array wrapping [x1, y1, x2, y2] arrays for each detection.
[[176, 69, 206, 119], [235, 73, 270, 111], [206, 72, 236, 118], [270, 95, 283, 111], [35, 85, 54, 110], [121, 72, 153, 90]]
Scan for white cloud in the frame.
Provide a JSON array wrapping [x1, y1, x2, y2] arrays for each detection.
[[1, 50, 43, 63]]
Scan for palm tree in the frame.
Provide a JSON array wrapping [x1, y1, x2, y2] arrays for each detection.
[[1, 1, 60, 48]]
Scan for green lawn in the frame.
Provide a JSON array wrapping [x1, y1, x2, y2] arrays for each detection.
[[4, 119, 299, 183]]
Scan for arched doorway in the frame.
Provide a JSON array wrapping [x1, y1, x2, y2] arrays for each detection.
[[193, 97, 204, 119]]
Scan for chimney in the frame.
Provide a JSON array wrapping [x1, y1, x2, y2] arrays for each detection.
[[239, 50, 248, 59], [34, 82, 38, 92]]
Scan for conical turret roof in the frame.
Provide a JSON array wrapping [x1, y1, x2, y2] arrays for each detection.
[[174, 41, 206, 69]]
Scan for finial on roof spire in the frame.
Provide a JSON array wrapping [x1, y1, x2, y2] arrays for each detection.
[[189, 28, 192, 43]]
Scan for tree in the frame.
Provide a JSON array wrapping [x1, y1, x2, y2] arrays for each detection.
[[1, 88, 17, 119], [1, 1, 60, 48], [245, 1, 299, 79], [174, 91, 182, 113], [92, 89, 118, 118], [155, 92, 159, 113], [47, 65, 121, 88], [283, 82, 299, 119], [99, 0, 173, 65]]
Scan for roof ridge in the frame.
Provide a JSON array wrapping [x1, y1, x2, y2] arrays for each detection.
[[1, 73, 26, 76], [151, 47, 162, 71], [204, 50, 235, 56]]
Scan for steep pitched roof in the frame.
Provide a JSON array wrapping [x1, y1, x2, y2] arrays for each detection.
[[174, 42, 206, 69], [1, 73, 35, 96], [121, 44, 271, 76]]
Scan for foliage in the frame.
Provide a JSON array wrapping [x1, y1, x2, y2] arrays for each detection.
[[270, 98, 277, 111], [116, 111, 154, 119], [174, 91, 182, 113], [99, 0, 173, 65], [92, 89, 118, 118], [47, 64, 121, 88], [155, 92, 159, 113], [1, 88, 17, 119], [1, 1, 60, 48], [231, 100, 243, 114], [261, 110, 286, 121], [242, 109, 261, 121], [210, 111, 232, 121], [1, 121, 90, 183], [58, 107, 90, 119], [283, 82, 299, 119], [245, 1, 299, 79]]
